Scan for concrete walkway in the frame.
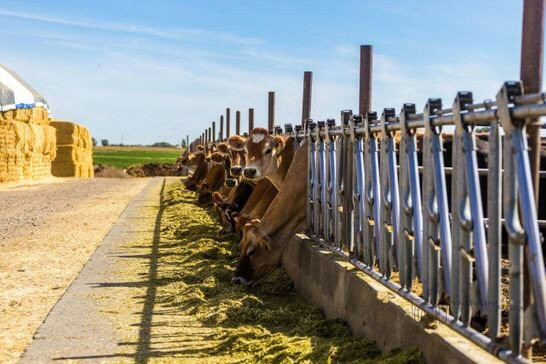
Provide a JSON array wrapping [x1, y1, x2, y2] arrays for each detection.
[[21, 177, 169, 363]]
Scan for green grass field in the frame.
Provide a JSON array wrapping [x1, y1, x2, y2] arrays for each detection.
[[93, 146, 183, 168]]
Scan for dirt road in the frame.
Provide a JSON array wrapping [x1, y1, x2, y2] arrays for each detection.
[[0, 177, 148, 363]]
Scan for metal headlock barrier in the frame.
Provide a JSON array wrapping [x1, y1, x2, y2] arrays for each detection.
[[303, 81, 546, 362]]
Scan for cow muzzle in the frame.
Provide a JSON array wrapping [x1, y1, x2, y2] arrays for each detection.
[[243, 167, 258, 179], [225, 178, 238, 188], [230, 165, 243, 176]]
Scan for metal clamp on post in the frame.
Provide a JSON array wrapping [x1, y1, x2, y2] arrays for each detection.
[[424, 98, 452, 305], [274, 125, 283, 135], [497, 81, 546, 349], [453, 90, 489, 324], [314, 121, 326, 238], [324, 118, 337, 245], [306, 119, 317, 234], [339, 110, 354, 252], [398, 103, 422, 290], [379, 108, 399, 278], [352, 114, 366, 260], [284, 123, 293, 135], [294, 125, 303, 144], [364, 111, 381, 267]]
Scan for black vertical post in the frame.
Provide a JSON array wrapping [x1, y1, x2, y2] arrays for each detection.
[[359, 45, 373, 115], [226, 108, 231, 138], [212, 122, 216, 143], [249, 108, 254, 132], [236, 110, 241, 135], [268, 92, 275, 133], [220, 115, 224, 141], [302, 71, 312, 125]]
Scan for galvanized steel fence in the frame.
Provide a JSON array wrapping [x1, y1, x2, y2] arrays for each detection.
[[304, 81, 546, 362]]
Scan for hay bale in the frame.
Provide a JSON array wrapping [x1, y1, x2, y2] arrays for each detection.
[[51, 121, 93, 178], [0, 108, 55, 183]]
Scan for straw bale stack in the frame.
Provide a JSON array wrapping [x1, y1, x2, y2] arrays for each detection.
[[51, 121, 93, 178], [0, 108, 56, 183]]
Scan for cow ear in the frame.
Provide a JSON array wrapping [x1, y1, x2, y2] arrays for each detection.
[[243, 222, 253, 234], [272, 136, 285, 154], [228, 136, 245, 151]]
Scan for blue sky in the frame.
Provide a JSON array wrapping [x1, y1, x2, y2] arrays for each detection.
[[0, 0, 535, 145]]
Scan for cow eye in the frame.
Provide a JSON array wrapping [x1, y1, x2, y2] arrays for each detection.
[[247, 247, 255, 256], [264, 147, 272, 155]]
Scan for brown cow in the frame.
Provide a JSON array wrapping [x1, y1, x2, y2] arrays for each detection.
[[197, 151, 229, 204], [237, 128, 295, 190], [232, 141, 308, 286], [233, 179, 278, 233], [213, 180, 254, 233], [219, 131, 296, 234], [184, 151, 208, 191], [226, 135, 246, 178]]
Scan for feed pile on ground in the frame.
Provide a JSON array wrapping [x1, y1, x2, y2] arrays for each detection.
[[139, 181, 424, 363], [125, 163, 181, 177], [0, 107, 56, 183], [50, 120, 93, 178]]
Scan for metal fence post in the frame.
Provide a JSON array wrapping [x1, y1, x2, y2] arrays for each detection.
[[236, 111, 241, 135], [220, 115, 224, 141], [212, 122, 216, 144], [268, 92, 275, 133], [249, 108, 254, 133], [302, 71, 312, 126], [226, 108, 231, 138], [341, 110, 354, 252]]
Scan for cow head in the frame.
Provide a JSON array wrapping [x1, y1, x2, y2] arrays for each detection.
[[227, 135, 246, 177], [216, 142, 230, 155], [180, 153, 193, 167], [209, 151, 226, 165], [232, 219, 279, 286], [192, 151, 206, 164], [241, 128, 287, 180]]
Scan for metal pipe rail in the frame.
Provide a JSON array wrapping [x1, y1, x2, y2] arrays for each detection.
[[298, 100, 546, 139], [305, 82, 546, 362]]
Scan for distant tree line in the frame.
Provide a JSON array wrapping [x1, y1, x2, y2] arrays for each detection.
[[94, 139, 181, 148]]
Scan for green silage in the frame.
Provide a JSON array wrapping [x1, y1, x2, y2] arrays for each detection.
[[155, 182, 423, 363]]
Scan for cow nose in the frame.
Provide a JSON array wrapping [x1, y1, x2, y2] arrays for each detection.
[[232, 277, 242, 285], [225, 178, 237, 188], [230, 166, 242, 176], [243, 167, 257, 178]]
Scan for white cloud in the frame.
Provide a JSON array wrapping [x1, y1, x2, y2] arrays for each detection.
[[0, 8, 261, 46]]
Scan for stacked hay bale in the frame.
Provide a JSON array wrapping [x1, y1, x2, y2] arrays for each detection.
[[50, 121, 94, 178], [0, 107, 56, 183]]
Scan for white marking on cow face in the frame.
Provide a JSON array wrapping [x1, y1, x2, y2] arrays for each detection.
[[251, 133, 265, 143]]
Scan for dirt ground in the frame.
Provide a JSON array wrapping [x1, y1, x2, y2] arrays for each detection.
[[0, 177, 148, 363]]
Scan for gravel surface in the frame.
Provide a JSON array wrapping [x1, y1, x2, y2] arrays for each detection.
[[0, 177, 149, 363], [0, 178, 145, 242]]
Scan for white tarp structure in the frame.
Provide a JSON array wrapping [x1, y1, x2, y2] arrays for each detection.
[[0, 64, 48, 112]]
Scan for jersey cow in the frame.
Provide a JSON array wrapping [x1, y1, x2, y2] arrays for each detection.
[[184, 151, 208, 191], [232, 141, 308, 286], [237, 128, 295, 190]]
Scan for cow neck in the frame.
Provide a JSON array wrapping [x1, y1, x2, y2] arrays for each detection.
[[258, 141, 308, 240], [267, 137, 296, 190]]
